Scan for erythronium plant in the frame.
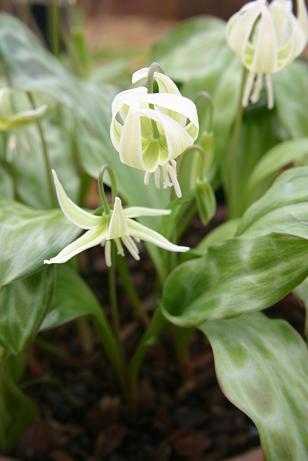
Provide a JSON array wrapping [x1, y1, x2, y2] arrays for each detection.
[[0, 4, 308, 460]]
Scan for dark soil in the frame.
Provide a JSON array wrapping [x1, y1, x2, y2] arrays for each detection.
[[8, 207, 305, 461]]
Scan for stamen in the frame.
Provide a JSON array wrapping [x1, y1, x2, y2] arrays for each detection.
[[167, 160, 182, 198], [104, 240, 112, 267], [122, 236, 140, 260], [115, 238, 125, 256], [154, 167, 161, 188], [250, 73, 263, 104], [265, 74, 274, 109], [242, 72, 255, 107], [162, 164, 172, 188], [144, 171, 150, 185]]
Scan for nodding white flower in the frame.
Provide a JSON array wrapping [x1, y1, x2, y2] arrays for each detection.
[[44, 171, 189, 267], [0, 88, 47, 130], [110, 67, 199, 197], [226, 0, 308, 109]]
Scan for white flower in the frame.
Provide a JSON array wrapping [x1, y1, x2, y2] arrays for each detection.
[[226, 0, 308, 109], [110, 67, 199, 197], [44, 171, 189, 267]]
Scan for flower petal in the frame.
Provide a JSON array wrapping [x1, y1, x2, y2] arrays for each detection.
[[128, 220, 190, 253], [44, 225, 107, 264], [52, 170, 101, 229], [119, 108, 146, 170], [132, 68, 180, 94], [138, 108, 194, 162], [111, 86, 147, 117], [144, 93, 199, 135], [107, 197, 129, 239], [124, 207, 171, 218], [251, 7, 278, 73], [297, 0, 308, 37]]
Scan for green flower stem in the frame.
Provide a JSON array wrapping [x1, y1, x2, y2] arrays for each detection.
[[48, 0, 60, 57], [27, 92, 56, 208], [194, 91, 214, 132], [228, 67, 248, 218], [129, 307, 168, 400], [117, 256, 150, 326], [98, 165, 118, 213], [147, 62, 163, 139]]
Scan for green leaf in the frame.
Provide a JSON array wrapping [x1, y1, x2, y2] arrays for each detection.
[[150, 17, 225, 82], [194, 219, 239, 256], [0, 200, 79, 288], [237, 167, 308, 239], [162, 234, 308, 326], [247, 138, 308, 195], [0, 352, 36, 453], [293, 277, 308, 336], [201, 313, 308, 461], [274, 61, 308, 138], [0, 268, 54, 354]]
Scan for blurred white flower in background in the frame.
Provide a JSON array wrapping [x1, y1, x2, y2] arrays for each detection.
[[110, 67, 199, 197], [226, 0, 308, 109]]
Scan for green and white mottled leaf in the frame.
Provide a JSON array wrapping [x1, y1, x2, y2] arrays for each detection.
[[293, 277, 308, 336], [201, 313, 308, 461], [247, 138, 308, 194], [194, 219, 239, 256], [0, 200, 79, 288], [162, 234, 308, 326], [237, 167, 308, 239], [274, 61, 308, 138], [150, 17, 226, 82], [0, 268, 54, 353]]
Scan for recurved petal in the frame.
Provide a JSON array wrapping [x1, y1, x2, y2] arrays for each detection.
[[127, 219, 190, 253], [226, 1, 264, 62], [138, 108, 194, 162], [44, 224, 107, 264], [132, 67, 180, 94], [124, 206, 171, 218], [110, 114, 123, 151], [52, 171, 102, 229], [107, 197, 129, 239], [119, 108, 145, 170], [250, 7, 278, 73], [144, 93, 199, 134], [297, 0, 308, 37], [111, 87, 147, 117]]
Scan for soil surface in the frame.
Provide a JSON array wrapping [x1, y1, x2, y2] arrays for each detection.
[[5, 208, 305, 461]]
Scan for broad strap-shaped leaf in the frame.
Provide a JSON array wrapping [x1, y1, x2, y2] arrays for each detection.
[[274, 61, 308, 138], [237, 167, 308, 239], [201, 313, 308, 461], [247, 138, 308, 194], [0, 353, 36, 453], [0, 268, 54, 354], [0, 200, 79, 288], [162, 234, 308, 326]]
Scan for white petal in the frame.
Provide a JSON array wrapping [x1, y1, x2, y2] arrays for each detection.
[[44, 225, 106, 264], [132, 67, 180, 94], [107, 197, 129, 239], [144, 93, 199, 134], [105, 240, 112, 267], [297, 0, 308, 37], [122, 235, 140, 260], [138, 108, 194, 162], [52, 170, 101, 229], [110, 114, 123, 152], [119, 108, 145, 170], [111, 87, 147, 117], [124, 206, 171, 218], [226, 1, 264, 63], [128, 220, 189, 253], [251, 7, 278, 73]]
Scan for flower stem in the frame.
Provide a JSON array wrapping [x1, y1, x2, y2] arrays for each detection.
[[48, 0, 60, 57], [146, 62, 163, 139], [227, 67, 248, 218], [109, 244, 121, 339], [27, 92, 56, 208], [98, 165, 118, 213], [117, 256, 150, 326]]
